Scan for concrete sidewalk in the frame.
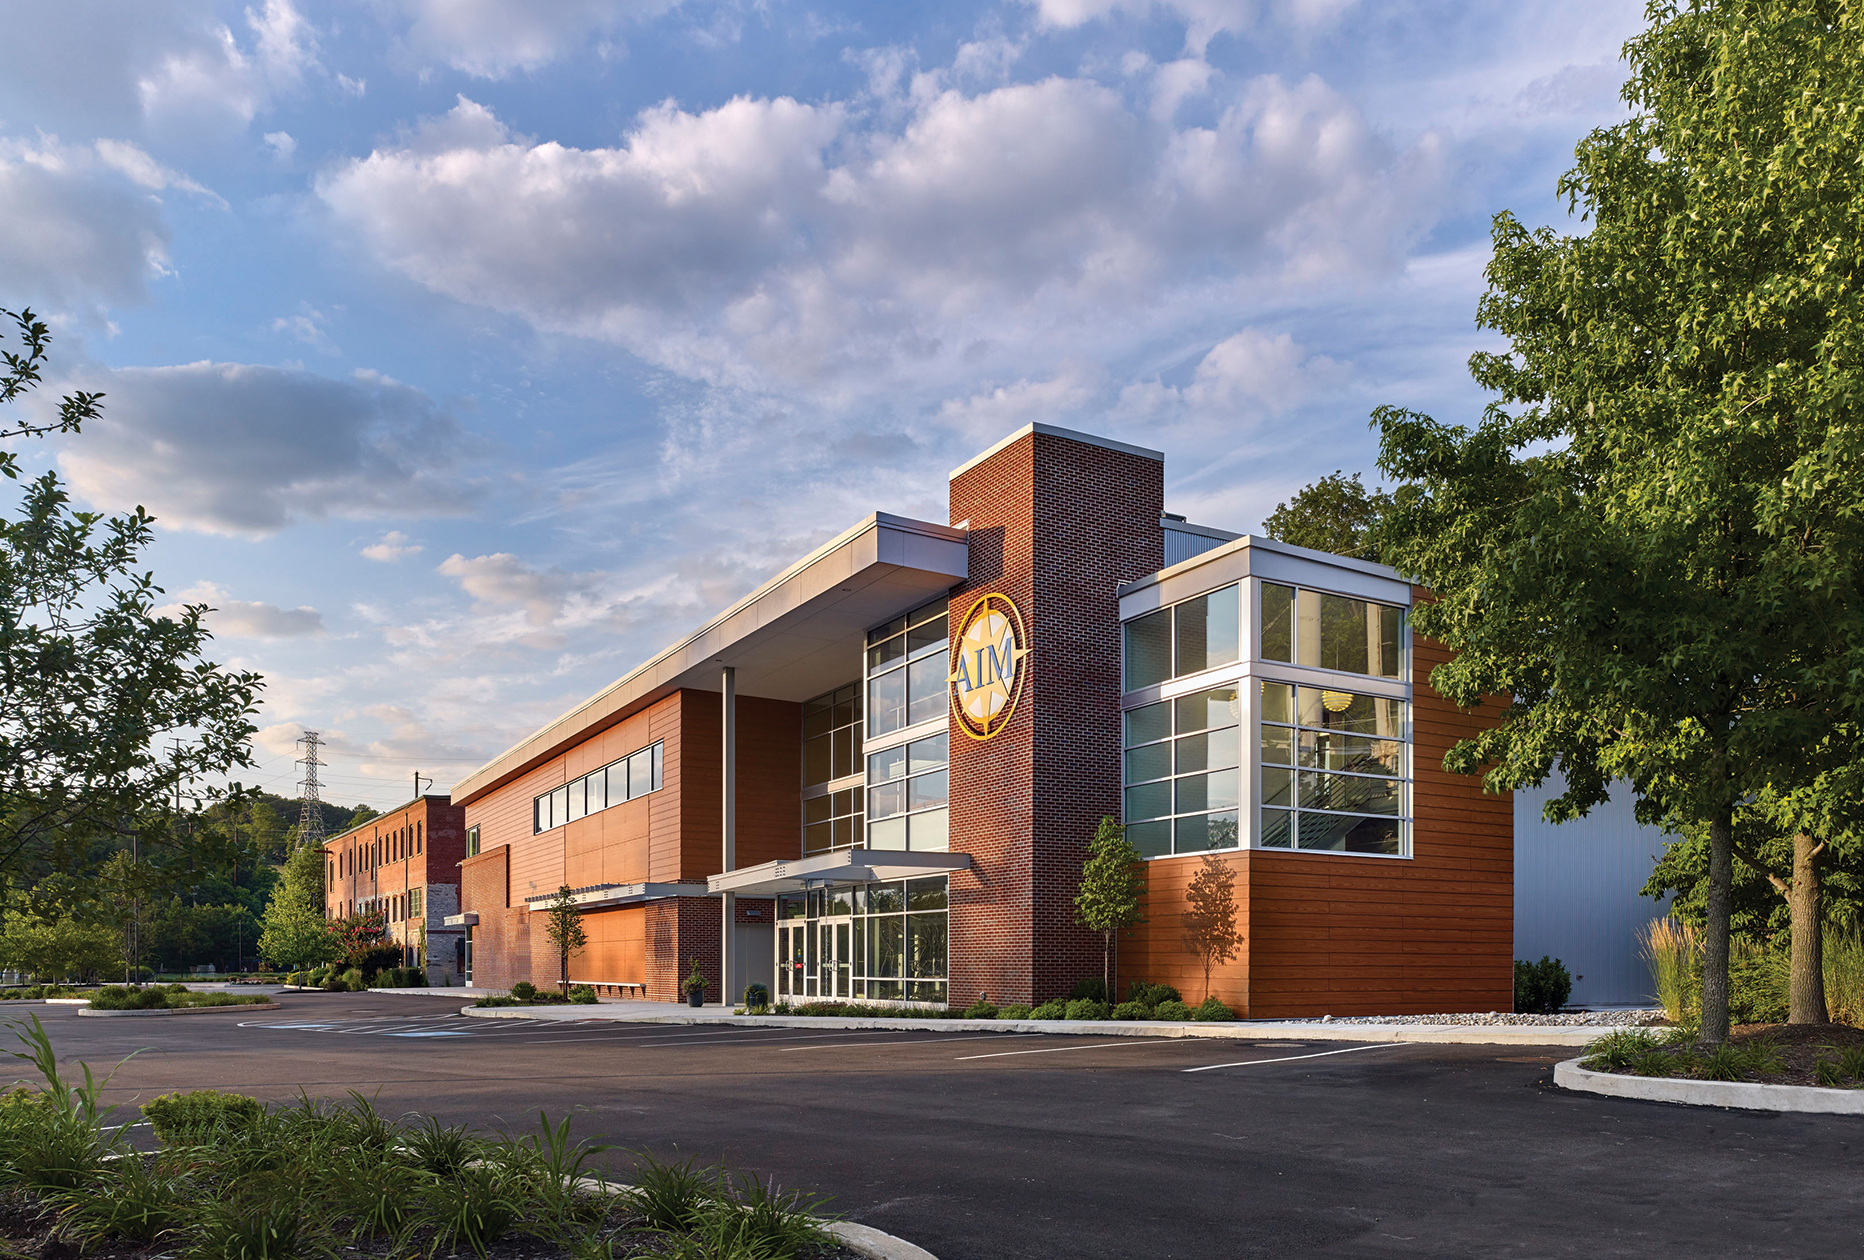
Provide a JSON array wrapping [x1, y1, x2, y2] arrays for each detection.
[[451, 998, 1617, 1046]]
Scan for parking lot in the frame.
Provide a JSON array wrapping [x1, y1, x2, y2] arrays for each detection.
[[18, 994, 1861, 1259]]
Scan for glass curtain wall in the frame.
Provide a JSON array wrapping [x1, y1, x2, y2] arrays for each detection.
[[865, 599, 951, 852], [802, 684, 863, 855], [1120, 578, 1409, 859], [772, 878, 948, 1004]]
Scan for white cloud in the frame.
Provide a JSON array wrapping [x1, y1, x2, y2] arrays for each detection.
[[0, 135, 219, 313], [1026, 0, 1358, 53], [271, 305, 340, 355], [135, 0, 324, 133], [388, 0, 678, 78], [264, 130, 298, 160], [41, 361, 474, 537], [319, 71, 1439, 401], [155, 581, 325, 639], [362, 530, 424, 562], [1118, 327, 1347, 421]]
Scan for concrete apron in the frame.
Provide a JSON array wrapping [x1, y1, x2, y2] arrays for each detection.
[[457, 1001, 1615, 1046], [1555, 1057, 1864, 1115]]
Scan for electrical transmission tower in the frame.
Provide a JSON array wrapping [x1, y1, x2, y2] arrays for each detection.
[[295, 730, 327, 851]]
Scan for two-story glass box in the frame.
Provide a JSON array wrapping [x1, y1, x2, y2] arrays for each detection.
[[447, 423, 1512, 1016]]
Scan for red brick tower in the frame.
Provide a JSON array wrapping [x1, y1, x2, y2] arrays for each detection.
[[945, 426, 1163, 1007]]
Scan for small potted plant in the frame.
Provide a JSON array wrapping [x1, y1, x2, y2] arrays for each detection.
[[681, 960, 709, 1007]]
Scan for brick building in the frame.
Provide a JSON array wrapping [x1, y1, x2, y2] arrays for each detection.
[[324, 795, 469, 983], [446, 425, 1512, 1014]]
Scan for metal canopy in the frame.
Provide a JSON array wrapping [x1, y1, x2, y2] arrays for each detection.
[[521, 881, 713, 911], [708, 848, 973, 896], [452, 512, 967, 806]]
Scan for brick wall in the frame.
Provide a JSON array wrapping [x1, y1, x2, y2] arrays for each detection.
[[946, 430, 1164, 1006]]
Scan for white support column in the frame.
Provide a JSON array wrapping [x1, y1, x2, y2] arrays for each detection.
[[721, 665, 737, 1007]]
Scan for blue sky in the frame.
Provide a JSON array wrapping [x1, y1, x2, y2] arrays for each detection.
[[0, 0, 1644, 810]]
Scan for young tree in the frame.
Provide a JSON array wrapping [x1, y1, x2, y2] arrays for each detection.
[[1181, 853, 1241, 1002], [1261, 471, 1391, 560], [1374, 1, 1864, 1044], [0, 308, 263, 883], [258, 844, 338, 970], [1074, 817, 1146, 1001], [544, 885, 587, 994]]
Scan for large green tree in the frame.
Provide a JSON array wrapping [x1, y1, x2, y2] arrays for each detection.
[[258, 845, 338, 970], [1261, 471, 1390, 559], [1375, 0, 1864, 1042], [0, 308, 263, 884]]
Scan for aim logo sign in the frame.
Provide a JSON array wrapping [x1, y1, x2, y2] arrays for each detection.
[[949, 593, 1030, 741]]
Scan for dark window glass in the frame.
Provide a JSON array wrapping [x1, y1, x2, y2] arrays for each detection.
[[1261, 583, 1294, 661], [831, 727, 854, 779], [1261, 809, 1293, 848], [1124, 702, 1170, 747], [869, 780, 905, 821], [1262, 767, 1293, 808], [1122, 609, 1172, 690], [803, 735, 831, 786], [867, 883, 905, 914], [1299, 772, 1401, 815], [1174, 686, 1239, 734], [803, 698, 833, 739], [867, 634, 905, 671], [869, 745, 907, 782], [908, 733, 948, 774], [1175, 584, 1239, 675], [1125, 742, 1171, 784], [1128, 820, 1171, 858], [1261, 726, 1293, 766], [906, 614, 948, 658], [907, 876, 947, 911], [908, 914, 947, 976], [1124, 781, 1172, 821], [870, 918, 904, 977], [1379, 604, 1402, 677], [1174, 811, 1239, 853], [868, 668, 907, 737]]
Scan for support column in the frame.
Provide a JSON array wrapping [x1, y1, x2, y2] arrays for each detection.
[[721, 665, 737, 1006]]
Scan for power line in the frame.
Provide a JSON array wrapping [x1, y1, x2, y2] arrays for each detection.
[[295, 730, 327, 851]]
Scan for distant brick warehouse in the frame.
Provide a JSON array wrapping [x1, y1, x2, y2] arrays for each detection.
[[324, 795, 468, 984], [447, 425, 1513, 1015]]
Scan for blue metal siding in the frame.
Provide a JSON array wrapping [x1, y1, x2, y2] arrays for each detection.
[[1514, 779, 1672, 1007]]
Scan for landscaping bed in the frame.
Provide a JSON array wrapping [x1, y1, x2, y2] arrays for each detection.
[[86, 985, 275, 1011], [474, 981, 599, 1008], [0, 1016, 863, 1260], [1581, 1022, 1864, 1088], [739, 983, 1236, 1023]]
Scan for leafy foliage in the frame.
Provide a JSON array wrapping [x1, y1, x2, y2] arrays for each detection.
[[545, 885, 589, 994], [1372, 2, 1864, 1041], [1073, 817, 1146, 1002], [1261, 470, 1392, 559], [259, 846, 341, 970], [1513, 956, 1573, 1015]]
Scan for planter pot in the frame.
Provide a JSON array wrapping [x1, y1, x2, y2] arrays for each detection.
[[687, 989, 704, 1007]]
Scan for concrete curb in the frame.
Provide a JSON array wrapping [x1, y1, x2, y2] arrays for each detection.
[[569, 1174, 937, 1260], [458, 1006, 1616, 1046], [77, 1002, 282, 1017], [1554, 1057, 1864, 1114]]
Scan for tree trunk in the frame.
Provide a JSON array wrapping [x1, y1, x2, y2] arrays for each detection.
[[1103, 930, 1112, 1006], [1787, 831, 1828, 1025], [1701, 806, 1734, 1045], [561, 948, 569, 995]]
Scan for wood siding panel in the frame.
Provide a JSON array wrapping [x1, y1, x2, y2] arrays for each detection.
[[1241, 625, 1513, 1018], [1120, 850, 1250, 1011]]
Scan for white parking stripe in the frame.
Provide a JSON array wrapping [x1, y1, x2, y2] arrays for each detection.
[[1181, 1043, 1402, 1072], [957, 1040, 1159, 1061], [780, 1033, 1043, 1052]]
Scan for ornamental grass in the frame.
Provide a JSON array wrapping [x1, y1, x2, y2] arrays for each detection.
[[0, 1016, 843, 1260]]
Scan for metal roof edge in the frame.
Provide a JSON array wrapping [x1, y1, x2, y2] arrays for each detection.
[[947, 422, 1164, 480], [1116, 534, 1404, 599]]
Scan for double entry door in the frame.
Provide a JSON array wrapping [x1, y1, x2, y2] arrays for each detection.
[[776, 915, 851, 1000]]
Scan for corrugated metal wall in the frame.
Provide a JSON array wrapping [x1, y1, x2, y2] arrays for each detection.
[[1163, 526, 1230, 567], [1514, 777, 1672, 1007]]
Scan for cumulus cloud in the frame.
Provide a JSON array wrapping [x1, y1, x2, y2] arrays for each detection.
[[155, 581, 325, 639], [1027, 0, 1359, 53], [40, 361, 473, 536], [362, 530, 423, 562], [318, 71, 1439, 400], [388, 0, 678, 78], [433, 552, 634, 649], [0, 135, 221, 313], [134, 0, 324, 133], [271, 305, 340, 355], [1119, 327, 1347, 422]]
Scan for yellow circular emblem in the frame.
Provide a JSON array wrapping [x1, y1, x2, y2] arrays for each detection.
[[948, 593, 1029, 741]]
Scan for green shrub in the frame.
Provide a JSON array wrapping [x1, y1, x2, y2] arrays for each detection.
[[88, 985, 170, 1010], [1067, 978, 1108, 1003], [1126, 981, 1180, 1008], [963, 999, 997, 1019], [1630, 1047, 1683, 1077], [1814, 1057, 1845, 1087], [743, 982, 769, 1010], [1064, 999, 1108, 1021], [1837, 1045, 1864, 1080], [143, 1090, 263, 1145], [630, 1151, 720, 1233], [995, 1004, 1031, 1020], [1728, 941, 1787, 1025], [407, 1116, 481, 1176], [727, 1169, 838, 1257], [1513, 956, 1573, 1015], [1029, 999, 1068, 1020], [511, 980, 538, 1001], [1153, 1000, 1195, 1021], [1581, 1028, 1663, 1070], [192, 1176, 307, 1260], [340, 968, 364, 990], [1110, 1001, 1150, 1021], [571, 984, 599, 1004], [1192, 997, 1234, 1021]]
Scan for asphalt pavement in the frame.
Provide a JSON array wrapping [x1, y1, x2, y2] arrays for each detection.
[[11, 993, 1859, 1259]]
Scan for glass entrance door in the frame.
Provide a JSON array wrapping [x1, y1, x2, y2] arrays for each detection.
[[816, 918, 852, 998]]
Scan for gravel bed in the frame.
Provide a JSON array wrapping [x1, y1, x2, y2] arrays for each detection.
[[1276, 1010, 1666, 1027]]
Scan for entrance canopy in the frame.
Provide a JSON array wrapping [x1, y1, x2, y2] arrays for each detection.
[[522, 881, 712, 911], [453, 512, 968, 806], [708, 848, 971, 896]]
